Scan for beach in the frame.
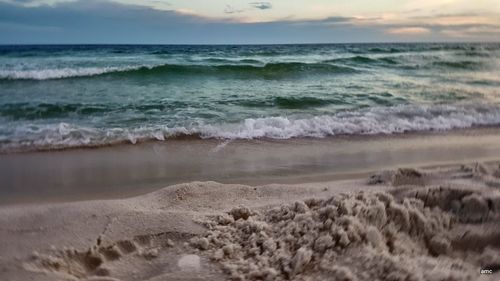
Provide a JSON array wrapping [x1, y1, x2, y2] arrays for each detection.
[[1, 157, 500, 280], [1, 128, 500, 280], [1, 43, 500, 280], [2, 0, 500, 278]]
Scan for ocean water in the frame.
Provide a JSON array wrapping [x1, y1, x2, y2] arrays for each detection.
[[1, 43, 500, 151]]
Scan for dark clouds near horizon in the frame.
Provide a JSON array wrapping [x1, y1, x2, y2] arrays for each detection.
[[0, 0, 496, 44]]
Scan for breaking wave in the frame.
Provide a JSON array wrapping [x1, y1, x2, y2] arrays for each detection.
[[0, 62, 358, 81], [2, 103, 500, 152]]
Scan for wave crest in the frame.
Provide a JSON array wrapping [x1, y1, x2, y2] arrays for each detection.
[[2, 103, 500, 152], [0, 62, 358, 81], [0, 66, 144, 80]]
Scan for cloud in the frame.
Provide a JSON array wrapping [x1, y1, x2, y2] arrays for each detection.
[[224, 4, 244, 14], [2, 0, 70, 6], [409, 13, 499, 26], [0, 0, 385, 44], [440, 25, 500, 38], [224, 1, 274, 16], [375, 11, 500, 40], [2, 0, 38, 4], [146, 0, 171, 5], [386, 27, 431, 35], [249, 2, 272, 10], [0, 0, 499, 44], [301, 16, 356, 24]]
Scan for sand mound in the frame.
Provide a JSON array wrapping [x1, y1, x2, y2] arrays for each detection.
[[457, 163, 500, 188], [396, 186, 500, 223], [368, 168, 425, 186], [192, 189, 499, 281]]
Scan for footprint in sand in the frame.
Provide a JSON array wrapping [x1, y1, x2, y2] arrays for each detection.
[[25, 232, 175, 280]]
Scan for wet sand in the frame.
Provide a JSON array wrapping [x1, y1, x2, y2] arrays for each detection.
[[2, 127, 500, 204]]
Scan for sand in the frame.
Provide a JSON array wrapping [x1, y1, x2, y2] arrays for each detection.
[[1, 162, 500, 280]]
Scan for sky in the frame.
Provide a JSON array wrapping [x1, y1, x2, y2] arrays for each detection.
[[0, 0, 499, 44]]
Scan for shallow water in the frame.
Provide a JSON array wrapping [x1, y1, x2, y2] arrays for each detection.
[[1, 43, 500, 151], [2, 128, 500, 204]]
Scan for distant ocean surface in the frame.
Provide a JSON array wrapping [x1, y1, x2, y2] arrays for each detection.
[[1, 43, 500, 151]]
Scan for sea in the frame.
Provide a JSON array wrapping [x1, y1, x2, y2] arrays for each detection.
[[1, 43, 500, 152]]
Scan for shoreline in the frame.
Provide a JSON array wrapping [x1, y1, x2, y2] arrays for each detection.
[[2, 126, 500, 205], [2, 125, 500, 155]]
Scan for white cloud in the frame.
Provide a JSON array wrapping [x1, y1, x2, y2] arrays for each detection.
[[386, 27, 431, 35]]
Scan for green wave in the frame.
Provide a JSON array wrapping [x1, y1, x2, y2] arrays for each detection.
[[432, 60, 485, 70], [0, 101, 192, 120], [273, 96, 338, 109], [234, 96, 349, 109], [109, 62, 358, 79], [324, 56, 399, 65]]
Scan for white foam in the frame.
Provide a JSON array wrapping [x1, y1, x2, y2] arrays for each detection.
[[2, 103, 500, 152], [198, 103, 500, 139], [0, 65, 152, 80]]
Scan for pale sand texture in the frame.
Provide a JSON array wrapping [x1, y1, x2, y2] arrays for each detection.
[[1, 162, 500, 280]]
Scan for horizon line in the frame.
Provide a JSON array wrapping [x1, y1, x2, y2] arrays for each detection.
[[1, 41, 500, 46]]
